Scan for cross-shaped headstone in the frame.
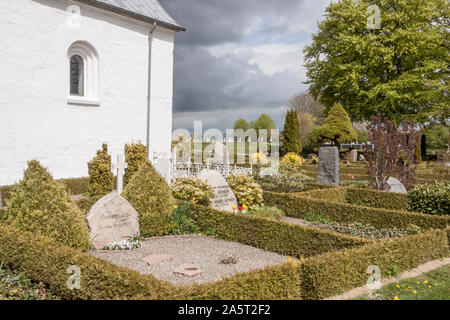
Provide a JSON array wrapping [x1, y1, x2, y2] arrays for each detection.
[[112, 154, 128, 194]]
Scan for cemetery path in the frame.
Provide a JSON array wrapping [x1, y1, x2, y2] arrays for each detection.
[[325, 258, 450, 300], [88, 235, 287, 285]]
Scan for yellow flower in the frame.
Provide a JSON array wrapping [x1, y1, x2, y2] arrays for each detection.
[[173, 205, 178, 209], [198, 233, 202, 236], [394, 296, 400, 300], [243, 205, 248, 211], [428, 285, 432, 288], [417, 281, 420, 284], [413, 290, 417, 294], [232, 205, 237, 210], [396, 284, 400, 288], [423, 281, 428, 284]]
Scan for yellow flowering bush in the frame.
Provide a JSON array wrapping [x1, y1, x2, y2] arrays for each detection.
[[172, 177, 215, 205], [226, 174, 263, 210], [250, 152, 268, 165], [281, 153, 303, 168]]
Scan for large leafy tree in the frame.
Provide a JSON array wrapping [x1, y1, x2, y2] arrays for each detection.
[[283, 110, 303, 154], [304, 0, 449, 125], [254, 114, 276, 139], [233, 118, 250, 131], [318, 103, 357, 147]]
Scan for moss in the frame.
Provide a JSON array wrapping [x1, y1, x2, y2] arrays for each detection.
[[87, 144, 114, 197], [122, 162, 175, 237], [5, 160, 91, 251]]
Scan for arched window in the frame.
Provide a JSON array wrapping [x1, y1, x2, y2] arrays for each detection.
[[67, 41, 99, 105], [70, 55, 84, 96]]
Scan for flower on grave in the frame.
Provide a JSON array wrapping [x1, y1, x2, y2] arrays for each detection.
[[413, 290, 417, 294], [393, 296, 400, 300], [238, 206, 243, 211], [242, 205, 249, 213], [173, 205, 178, 209], [232, 205, 237, 213], [423, 281, 428, 284], [396, 284, 400, 288], [428, 285, 432, 288]]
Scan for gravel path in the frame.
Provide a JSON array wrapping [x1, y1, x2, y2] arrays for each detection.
[[88, 235, 288, 285], [282, 216, 329, 229]]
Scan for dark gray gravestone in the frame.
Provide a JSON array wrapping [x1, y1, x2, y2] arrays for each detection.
[[317, 147, 340, 186]]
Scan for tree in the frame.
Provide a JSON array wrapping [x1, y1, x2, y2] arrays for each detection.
[[233, 118, 250, 131], [304, 0, 449, 125], [254, 114, 275, 139], [317, 103, 357, 147], [288, 93, 326, 123], [297, 112, 317, 145], [87, 143, 114, 198], [423, 125, 450, 151], [283, 110, 303, 154]]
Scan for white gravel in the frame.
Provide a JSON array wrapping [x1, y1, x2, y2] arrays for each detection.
[[88, 235, 288, 285]]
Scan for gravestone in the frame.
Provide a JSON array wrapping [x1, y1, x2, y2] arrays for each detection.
[[359, 154, 366, 162], [86, 192, 140, 249], [317, 147, 340, 186], [197, 169, 237, 212], [112, 154, 127, 194], [213, 142, 230, 165], [350, 149, 358, 162], [386, 177, 407, 194]]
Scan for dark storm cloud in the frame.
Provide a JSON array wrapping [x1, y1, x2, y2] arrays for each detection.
[[159, 0, 330, 129]]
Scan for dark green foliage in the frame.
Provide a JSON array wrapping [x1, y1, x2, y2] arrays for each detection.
[[122, 162, 175, 237], [87, 144, 114, 197], [283, 110, 303, 154], [423, 125, 450, 151], [406, 182, 450, 215], [317, 103, 357, 147], [5, 161, 91, 251], [124, 143, 150, 187], [171, 202, 198, 235]]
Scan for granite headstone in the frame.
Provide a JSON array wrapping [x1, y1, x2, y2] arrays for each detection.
[[197, 170, 238, 212], [317, 147, 340, 186]]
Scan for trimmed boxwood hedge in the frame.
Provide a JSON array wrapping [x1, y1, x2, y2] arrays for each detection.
[[300, 229, 449, 299], [0, 222, 300, 300], [191, 205, 369, 258], [264, 191, 449, 231], [345, 188, 407, 210]]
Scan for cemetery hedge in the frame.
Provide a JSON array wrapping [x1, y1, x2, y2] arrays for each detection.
[[263, 190, 449, 231], [0, 222, 301, 300], [191, 205, 369, 258], [300, 229, 449, 300]]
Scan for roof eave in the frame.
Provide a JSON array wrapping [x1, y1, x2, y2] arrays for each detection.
[[73, 0, 186, 32]]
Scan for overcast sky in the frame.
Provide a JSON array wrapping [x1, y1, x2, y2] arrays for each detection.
[[160, 0, 331, 131]]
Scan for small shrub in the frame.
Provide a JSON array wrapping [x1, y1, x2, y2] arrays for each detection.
[[122, 162, 175, 237], [226, 174, 263, 210], [406, 182, 450, 215], [124, 142, 150, 187], [172, 177, 215, 205], [250, 152, 268, 165], [281, 153, 303, 168], [256, 166, 313, 193], [87, 143, 114, 197], [171, 202, 198, 235], [6, 160, 91, 251], [247, 206, 283, 220]]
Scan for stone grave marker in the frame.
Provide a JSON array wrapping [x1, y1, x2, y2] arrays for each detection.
[[213, 142, 230, 165], [86, 192, 140, 250], [386, 177, 407, 194], [112, 154, 127, 194], [317, 147, 340, 186], [350, 149, 358, 162], [197, 169, 238, 212]]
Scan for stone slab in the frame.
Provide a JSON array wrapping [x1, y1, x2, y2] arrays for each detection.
[[197, 169, 238, 212], [173, 264, 205, 277], [386, 177, 407, 194], [142, 254, 174, 266], [317, 147, 340, 186], [86, 192, 140, 250]]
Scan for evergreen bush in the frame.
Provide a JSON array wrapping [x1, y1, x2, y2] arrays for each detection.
[[124, 143, 150, 187], [406, 182, 450, 216], [226, 174, 263, 210], [318, 103, 357, 147], [283, 110, 302, 154], [87, 143, 114, 197], [172, 177, 215, 205]]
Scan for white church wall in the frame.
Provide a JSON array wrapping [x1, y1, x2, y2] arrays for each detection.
[[0, 0, 176, 186]]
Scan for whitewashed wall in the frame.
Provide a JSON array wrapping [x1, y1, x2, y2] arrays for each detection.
[[0, 0, 176, 186]]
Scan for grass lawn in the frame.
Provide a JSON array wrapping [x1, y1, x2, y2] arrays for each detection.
[[355, 265, 450, 300], [0, 264, 59, 300]]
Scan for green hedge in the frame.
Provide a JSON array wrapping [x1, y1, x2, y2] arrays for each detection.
[[264, 191, 449, 231], [345, 188, 407, 210], [0, 222, 300, 300], [191, 205, 368, 258], [300, 229, 449, 299]]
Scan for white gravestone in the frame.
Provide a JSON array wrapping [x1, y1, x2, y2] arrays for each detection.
[[350, 149, 358, 162], [197, 170, 238, 213], [386, 177, 407, 194], [112, 154, 127, 194], [213, 142, 230, 165], [86, 192, 140, 249]]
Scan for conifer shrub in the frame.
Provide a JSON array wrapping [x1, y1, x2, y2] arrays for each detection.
[[283, 110, 302, 154], [124, 143, 150, 187], [172, 177, 215, 205], [406, 182, 450, 216], [87, 143, 114, 197], [226, 174, 263, 210], [5, 160, 91, 251], [122, 162, 175, 237], [318, 103, 357, 147]]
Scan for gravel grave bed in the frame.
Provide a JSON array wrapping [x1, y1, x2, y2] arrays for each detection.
[[87, 235, 288, 285]]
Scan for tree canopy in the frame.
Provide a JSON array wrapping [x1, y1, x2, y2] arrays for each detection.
[[318, 103, 358, 146], [233, 118, 250, 131], [304, 0, 449, 125]]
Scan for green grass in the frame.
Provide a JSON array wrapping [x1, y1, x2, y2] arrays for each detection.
[[0, 264, 60, 300], [355, 265, 450, 300]]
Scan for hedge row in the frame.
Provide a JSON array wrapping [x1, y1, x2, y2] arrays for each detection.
[[0, 222, 300, 300], [345, 188, 407, 210], [191, 205, 369, 259], [0, 177, 91, 207], [263, 191, 449, 231], [300, 229, 449, 299]]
